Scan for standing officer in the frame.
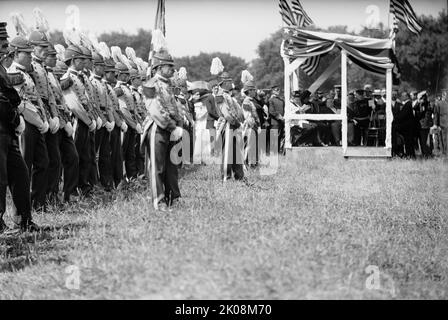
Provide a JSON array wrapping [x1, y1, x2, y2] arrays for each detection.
[[62, 44, 97, 197], [0, 22, 39, 234], [7, 35, 50, 212], [142, 51, 183, 211], [28, 29, 62, 205], [45, 46, 79, 203]]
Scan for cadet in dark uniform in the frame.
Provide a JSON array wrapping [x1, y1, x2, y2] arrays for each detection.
[[8, 36, 50, 212], [0, 22, 39, 234], [142, 51, 183, 211], [352, 89, 371, 146]]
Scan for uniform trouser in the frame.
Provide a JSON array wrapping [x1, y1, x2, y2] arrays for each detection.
[[23, 122, 49, 211], [75, 121, 92, 195], [95, 127, 113, 190], [88, 130, 98, 186], [221, 125, 244, 181], [134, 132, 145, 176], [440, 127, 448, 155], [110, 126, 123, 188], [122, 128, 137, 179], [0, 133, 32, 225], [270, 125, 285, 154], [45, 131, 61, 200], [59, 129, 79, 201], [418, 128, 433, 157], [148, 125, 181, 207]]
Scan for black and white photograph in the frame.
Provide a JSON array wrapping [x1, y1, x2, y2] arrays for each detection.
[[0, 0, 447, 303]]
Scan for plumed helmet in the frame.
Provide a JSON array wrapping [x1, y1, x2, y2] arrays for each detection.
[[243, 80, 256, 92], [151, 51, 174, 70], [53, 60, 68, 76], [28, 30, 50, 47], [115, 62, 129, 74], [64, 44, 84, 65], [79, 45, 92, 60], [9, 36, 33, 52], [92, 51, 105, 66]]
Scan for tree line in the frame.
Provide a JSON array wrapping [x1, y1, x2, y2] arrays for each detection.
[[50, 10, 447, 94]]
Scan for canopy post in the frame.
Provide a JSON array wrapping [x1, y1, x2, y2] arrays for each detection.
[[341, 50, 348, 154], [284, 57, 292, 150], [385, 68, 393, 151]]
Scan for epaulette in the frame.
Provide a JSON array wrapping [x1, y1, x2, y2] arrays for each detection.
[[7, 72, 25, 86], [114, 87, 124, 97], [60, 77, 74, 90]]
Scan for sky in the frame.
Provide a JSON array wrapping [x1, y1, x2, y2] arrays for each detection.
[[0, 0, 446, 61]]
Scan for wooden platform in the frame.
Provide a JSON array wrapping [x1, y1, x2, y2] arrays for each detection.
[[286, 146, 392, 158]]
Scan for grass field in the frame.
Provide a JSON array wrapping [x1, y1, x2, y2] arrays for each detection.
[[0, 150, 447, 299]]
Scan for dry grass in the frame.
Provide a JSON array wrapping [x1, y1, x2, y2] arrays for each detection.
[[0, 151, 447, 299]]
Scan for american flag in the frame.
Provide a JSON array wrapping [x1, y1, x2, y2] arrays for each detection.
[[278, 0, 319, 76], [291, 0, 313, 27], [390, 0, 423, 35]]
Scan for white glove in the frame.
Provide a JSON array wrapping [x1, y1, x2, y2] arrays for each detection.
[[110, 121, 115, 131], [48, 117, 56, 133], [121, 122, 128, 133], [96, 117, 103, 130], [39, 120, 49, 134], [89, 120, 97, 132], [105, 122, 113, 133], [170, 126, 183, 141], [136, 123, 142, 134], [64, 122, 74, 137], [50, 117, 60, 134], [15, 116, 25, 136]]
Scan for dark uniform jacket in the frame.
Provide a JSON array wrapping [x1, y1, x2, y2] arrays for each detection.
[[393, 100, 415, 131], [0, 64, 21, 135], [268, 94, 284, 128], [202, 93, 219, 129]]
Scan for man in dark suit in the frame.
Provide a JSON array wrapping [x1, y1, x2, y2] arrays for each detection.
[[0, 22, 39, 234], [393, 92, 416, 158], [268, 85, 285, 154]]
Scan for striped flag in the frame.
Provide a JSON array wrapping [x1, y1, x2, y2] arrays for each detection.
[[279, 0, 319, 76], [390, 0, 423, 35], [301, 55, 320, 76], [154, 0, 166, 36], [291, 0, 313, 27], [278, 0, 296, 26]]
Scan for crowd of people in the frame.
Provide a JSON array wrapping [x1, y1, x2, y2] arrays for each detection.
[[288, 84, 448, 158], [1, 11, 447, 235]]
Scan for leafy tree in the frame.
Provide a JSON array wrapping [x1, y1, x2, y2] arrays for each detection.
[[395, 10, 448, 93]]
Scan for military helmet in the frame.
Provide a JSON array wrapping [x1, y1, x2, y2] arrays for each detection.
[[79, 45, 92, 60], [92, 51, 105, 66], [151, 51, 174, 69], [104, 58, 116, 72], [53, 60, 68, 76], [28, 30, 50, 47], [115, 62, 129, 74], [243, 80, 256, 92], [64, 44, 85, 65], [9, 36, 34, 52]]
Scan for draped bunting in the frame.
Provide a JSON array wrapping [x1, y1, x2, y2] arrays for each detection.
[[282, 28, 401, 84]]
